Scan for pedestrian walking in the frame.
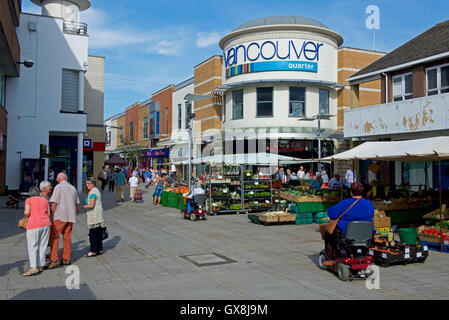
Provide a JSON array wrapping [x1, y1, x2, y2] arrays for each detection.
[[83, 177, 105, 257], [153, 173, 166, 206], [40, 180, 52, 201], [115, 168, 127, 202], [98, 166, 107, 192], [345, 164, 357, 187], [108, 167, 115, 192], [47, 172, 80, 269], [144, 169, 152, 189], [129, 173, 139, 202], [22, 186, 52, 276]]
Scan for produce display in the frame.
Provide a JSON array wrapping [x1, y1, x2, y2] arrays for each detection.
[[280, 188, 348, 203]]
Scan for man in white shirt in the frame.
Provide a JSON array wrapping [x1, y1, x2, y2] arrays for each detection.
[[129, 173, 139, 202], [367, 169, 377, 185], [345, 164, 356, 186], [322, 170, 329, 184], [297, 166, 305, 180]]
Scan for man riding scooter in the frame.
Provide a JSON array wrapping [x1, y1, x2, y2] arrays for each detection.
[[184, 181, 206, 220], [322, 182, 374, 266]]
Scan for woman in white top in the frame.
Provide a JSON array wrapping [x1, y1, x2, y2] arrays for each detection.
[[83, 178, 105, 257]]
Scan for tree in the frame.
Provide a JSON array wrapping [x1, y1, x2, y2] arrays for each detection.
[[122, 139, 142, 167]]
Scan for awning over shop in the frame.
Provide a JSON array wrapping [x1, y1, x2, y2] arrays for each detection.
[[322, 136, 449, 162], [191, 153, 303, 165]]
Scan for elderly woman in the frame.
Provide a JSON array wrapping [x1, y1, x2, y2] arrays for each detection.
[[40, 180, 52, 201], [83, 177, 105, 257], [322, 182, 374, 266], [23, 186, 52, 276]]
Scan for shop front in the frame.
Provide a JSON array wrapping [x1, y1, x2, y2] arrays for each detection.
[[144, 148, 170, 172]]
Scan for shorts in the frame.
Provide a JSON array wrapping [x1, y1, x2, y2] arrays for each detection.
[[154, 186, 163, 197]]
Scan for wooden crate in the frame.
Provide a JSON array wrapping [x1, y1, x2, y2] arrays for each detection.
[[279, 213, 296, 223], [259, 214, 279, 224]]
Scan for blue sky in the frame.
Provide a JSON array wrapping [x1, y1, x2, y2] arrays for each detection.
[[22, 0, 449, 120]]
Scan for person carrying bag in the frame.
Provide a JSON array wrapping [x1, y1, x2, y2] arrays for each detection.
[[321, 182, 374, 265]]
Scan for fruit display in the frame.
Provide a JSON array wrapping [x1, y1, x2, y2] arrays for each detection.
[[419, 227, 449, 243]]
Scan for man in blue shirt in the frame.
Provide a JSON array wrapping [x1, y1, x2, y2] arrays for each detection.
[[114, 168, 127, 202], [323, 182, 374, 265]]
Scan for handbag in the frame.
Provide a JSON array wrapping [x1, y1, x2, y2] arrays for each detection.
[[101, 227, 109, 240], [134, 188, 143, 200], [18, 216, 29, 230], [321, 198, 360, 239]]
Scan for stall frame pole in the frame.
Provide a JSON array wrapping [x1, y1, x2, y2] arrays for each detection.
[[439, 159, 443, 252]]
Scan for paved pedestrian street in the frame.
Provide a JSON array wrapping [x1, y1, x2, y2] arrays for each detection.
[[1, 184, 449, 300]]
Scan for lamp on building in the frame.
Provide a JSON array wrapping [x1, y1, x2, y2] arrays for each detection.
[[16, 60, 34, 68]]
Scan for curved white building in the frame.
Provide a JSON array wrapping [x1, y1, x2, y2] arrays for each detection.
[[218, 16, 344, 160]]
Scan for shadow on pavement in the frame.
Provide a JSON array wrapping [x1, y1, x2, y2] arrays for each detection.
[[0, 259, 28, 277], [9, 284, 97, 300]]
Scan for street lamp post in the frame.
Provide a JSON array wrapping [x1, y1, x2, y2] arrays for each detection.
[[184, 93, 211, 193], [298, 114, 335, 171]]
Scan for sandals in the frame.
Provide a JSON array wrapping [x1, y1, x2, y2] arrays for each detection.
[[85, 252, 97, 257], [85, 251, 102, 257], [22, 269, 40, 277]]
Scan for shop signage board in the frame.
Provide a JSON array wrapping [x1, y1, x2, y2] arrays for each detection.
[[145, 148, 170, 158], [224, 39, 323, 78]]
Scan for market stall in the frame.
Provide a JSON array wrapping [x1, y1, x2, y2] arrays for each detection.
[[322, 136, 449, 252], [191, 153, 302, 217]]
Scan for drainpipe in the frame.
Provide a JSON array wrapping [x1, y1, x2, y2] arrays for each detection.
[[382, 73, 388, 103]]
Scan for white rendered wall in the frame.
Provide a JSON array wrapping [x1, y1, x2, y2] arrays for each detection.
[[5, 13, 88, 190], [172, 81, 194, 143], [42, 0, 80, 22], [223, 84, 338, 135]]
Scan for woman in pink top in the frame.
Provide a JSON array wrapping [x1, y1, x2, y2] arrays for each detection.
[[23, 186, 52, 276]]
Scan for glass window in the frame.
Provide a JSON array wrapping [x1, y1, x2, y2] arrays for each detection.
[[256, 87, 273, 117], [178, 104, 182, 129], [289, 87, 305, 117], [405, 74, 413, 100], [232, 89, 243, 119], [185, 101, 192, 129], [120, 128, 124, 144], [61, 69, 79, 112], [442, 66, 449, 93], [427, 65, 449, 95], [129, 122, 134, 141], [319, 89, 329, 114], [165, 107, 169, 134], [149, 112, 155, 135], [143, 117, 148, 139], [393, 74, 413, 101]]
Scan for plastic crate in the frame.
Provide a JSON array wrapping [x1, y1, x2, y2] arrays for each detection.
[[296, 202, 323, 213], [296, 218, 314, 225], [160, 191, 168, 206], [296, 212, 313, 219], [313, 212, 328, 219]]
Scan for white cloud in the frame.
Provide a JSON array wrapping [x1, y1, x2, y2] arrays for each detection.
[[196, 32, 221, 48]]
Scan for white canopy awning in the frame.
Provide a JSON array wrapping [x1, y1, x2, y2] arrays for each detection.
[[322, 136, 449, 162], [191, 153, 303, 165]]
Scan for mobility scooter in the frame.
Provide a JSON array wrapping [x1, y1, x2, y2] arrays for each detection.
[[182, 193, 207, 221], [318, 221, 375, 281]]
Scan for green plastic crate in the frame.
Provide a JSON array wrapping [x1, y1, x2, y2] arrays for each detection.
[[296, 212, 313, 219], [160, 191, 168, 206], [296, 202, 323, 213], [296, 218, 313, 225], [313, 212, 328, 218]]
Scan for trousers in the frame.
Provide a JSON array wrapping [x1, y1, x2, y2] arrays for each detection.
[[49, 220, 73, 262], [89, 227, 103, 253], [26, 226, 50, 268]]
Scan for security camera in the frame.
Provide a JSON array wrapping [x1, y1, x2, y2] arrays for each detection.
[[23, 60, 34, 68]]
